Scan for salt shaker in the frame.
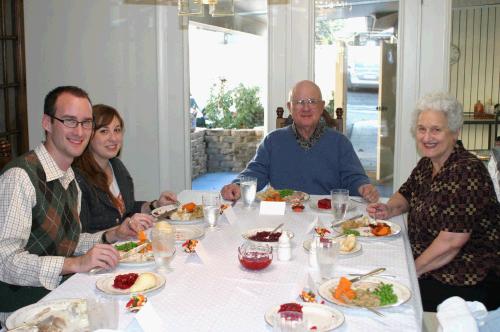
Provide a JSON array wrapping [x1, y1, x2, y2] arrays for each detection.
[[309, 236, 318, 268], [278, 232, 292, 261]]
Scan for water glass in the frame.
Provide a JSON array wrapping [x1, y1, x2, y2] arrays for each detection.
[[331, 189, 349, 223], [202, 193, 221, 228], [239, 176, 257, 207], [273, 311, 307, 332], [316, 237, 340, 280], [151, 228, 176, 273], [87, 296, 119, 330]]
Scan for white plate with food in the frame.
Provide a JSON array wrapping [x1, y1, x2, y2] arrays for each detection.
[[96, 272, 166, 295], [256, 187, 310, 203], [264, 302, 344, 331], [152, 202, 204, 225], [334, 216, 401, 238], [303, 236, 362, 255], [114, 241, 155, 267], [174, 225, 205, 243], [242, 227, 295, 247], [308, 197, 358, 214], [318, 276, 411, 309], [6, 298, 90, 331]]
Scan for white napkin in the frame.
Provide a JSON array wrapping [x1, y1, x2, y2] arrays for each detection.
[[437, 296, 488, 332]]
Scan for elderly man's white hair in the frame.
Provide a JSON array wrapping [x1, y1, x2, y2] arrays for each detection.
[[411, 92, 464, 135]]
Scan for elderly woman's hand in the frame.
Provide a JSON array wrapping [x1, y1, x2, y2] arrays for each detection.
[[157, 191, 178, 206], [358, 184, 380, 203], [366, 203, 391, 220]]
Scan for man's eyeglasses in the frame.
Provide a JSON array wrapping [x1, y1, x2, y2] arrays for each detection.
[[291, 98, 323, 106], [50, 115, 94, 129]]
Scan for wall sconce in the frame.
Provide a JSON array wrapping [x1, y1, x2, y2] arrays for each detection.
[[178, 0, 234, 17]]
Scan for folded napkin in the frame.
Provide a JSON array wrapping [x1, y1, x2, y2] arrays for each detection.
[[437, 296, 488, 332]]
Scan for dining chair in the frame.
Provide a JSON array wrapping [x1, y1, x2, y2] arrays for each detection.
[[275, 106, 344, 133], [0, 137, 12, 170]]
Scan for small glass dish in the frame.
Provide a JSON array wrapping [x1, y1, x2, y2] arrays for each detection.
[[238, 242, 273, 271]]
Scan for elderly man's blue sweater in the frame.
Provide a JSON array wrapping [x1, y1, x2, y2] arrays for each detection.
[[237, 126, 370, 195]]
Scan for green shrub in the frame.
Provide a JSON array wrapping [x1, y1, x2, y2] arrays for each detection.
[[204, 79, 264, 129]]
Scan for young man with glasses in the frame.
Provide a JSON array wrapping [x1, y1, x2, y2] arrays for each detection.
[[221, 80, 379, 202], [0, 86, 150, 323]]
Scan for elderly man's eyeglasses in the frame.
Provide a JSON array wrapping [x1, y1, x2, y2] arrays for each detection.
[[291, 98, 323, 106], [50, 115, 94, 129]]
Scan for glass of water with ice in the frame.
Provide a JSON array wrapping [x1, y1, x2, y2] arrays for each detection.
[[239, 176, 257, 207], [331, 189, 349, 224], [202, 193, 221, 228], [151, 227, 176, 273]]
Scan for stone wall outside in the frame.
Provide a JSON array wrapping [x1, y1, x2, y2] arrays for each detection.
[[190, 128, 264, 178]]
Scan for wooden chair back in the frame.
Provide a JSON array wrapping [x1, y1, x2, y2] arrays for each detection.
[[0, 138, 13, 170], [276, 107, 343, 133]]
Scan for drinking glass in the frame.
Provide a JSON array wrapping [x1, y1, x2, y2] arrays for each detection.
[[316, 237, 340, 280], [331, 189, 349, 223], [239, 176, 257, 207], [151, 228, 176, 273], [202, 193, 221, 228], [273, 311, 307, 332], [87, 296, 119, 330]]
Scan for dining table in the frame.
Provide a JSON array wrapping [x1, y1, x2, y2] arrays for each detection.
[[32, 190, 423, 331]]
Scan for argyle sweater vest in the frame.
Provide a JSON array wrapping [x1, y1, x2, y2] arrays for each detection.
[[0, 151, 80, 312]]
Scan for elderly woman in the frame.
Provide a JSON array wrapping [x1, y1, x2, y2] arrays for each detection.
[[74, 104, 178, 233], [367, 93, 500, 311]]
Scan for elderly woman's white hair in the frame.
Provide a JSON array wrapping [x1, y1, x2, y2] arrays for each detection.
[[411, 92, 463, 134]]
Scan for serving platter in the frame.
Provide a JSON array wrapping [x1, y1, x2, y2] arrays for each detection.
[[264, 302, 344, 331], [174, 225, 205, 243]]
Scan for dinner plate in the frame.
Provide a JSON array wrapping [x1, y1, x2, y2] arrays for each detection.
[[114, 241, 155, 267], [96, 272, 166, 295], [242, 227, 295, 247], [152, 205, 204, 225], [303, 238, 362, 255], [318, 276, 412, 309], [174, 225, 205, 243], [6, 298, 89, 330], [334, 219, 401, 238], [264, 302, 344, 331], [256, 190, 310, 202], [309, 198, 357, 214]]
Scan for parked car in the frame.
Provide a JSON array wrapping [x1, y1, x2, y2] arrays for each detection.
[[347, 62, 379, 90]]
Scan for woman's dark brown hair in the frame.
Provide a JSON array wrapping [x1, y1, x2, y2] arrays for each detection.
[[74, 104, 124, 210]]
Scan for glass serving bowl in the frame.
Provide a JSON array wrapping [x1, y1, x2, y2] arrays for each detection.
[[238, 242, 273, 271]]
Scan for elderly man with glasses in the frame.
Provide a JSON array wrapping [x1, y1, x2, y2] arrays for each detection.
[[221, 80, 379, 202]]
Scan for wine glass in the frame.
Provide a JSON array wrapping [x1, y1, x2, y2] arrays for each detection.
[[331, 189, 349, 224], [202, 193, 221, 229], [239, 176, 257, 207], [151, 227, 176, 273], [315, 236, 340, 280]]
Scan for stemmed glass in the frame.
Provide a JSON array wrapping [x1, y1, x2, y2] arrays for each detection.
[[315, 236, 340, 280], [331, 189, 349, 224], [239, 176, 257, 207], [151, 227, 176, 274], [202, 193, 221, 230]]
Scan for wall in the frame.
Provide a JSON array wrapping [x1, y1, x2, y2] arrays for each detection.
[[450, 4, 500, 112], [205, 129, 263, 172], [23, 1, 190, 199], [191, 129, 207, 178]]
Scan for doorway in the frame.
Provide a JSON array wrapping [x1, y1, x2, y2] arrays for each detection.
[[315, 1, 399, 196]]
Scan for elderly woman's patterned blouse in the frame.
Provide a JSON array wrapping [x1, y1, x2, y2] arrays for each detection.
[[399, 141, 500, 286]]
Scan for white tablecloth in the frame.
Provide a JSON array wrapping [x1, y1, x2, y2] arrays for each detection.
[[41, 190, 423, 331]]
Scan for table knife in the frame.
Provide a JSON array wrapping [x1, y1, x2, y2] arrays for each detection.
[[349, 267, 386, 283]]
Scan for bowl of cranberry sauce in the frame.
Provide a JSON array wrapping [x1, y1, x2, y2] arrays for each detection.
[[238, 243, 273, 271]]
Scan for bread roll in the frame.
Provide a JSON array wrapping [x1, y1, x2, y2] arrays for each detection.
[[130, 273, 157, 292], [340, 234, 356, 252]]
